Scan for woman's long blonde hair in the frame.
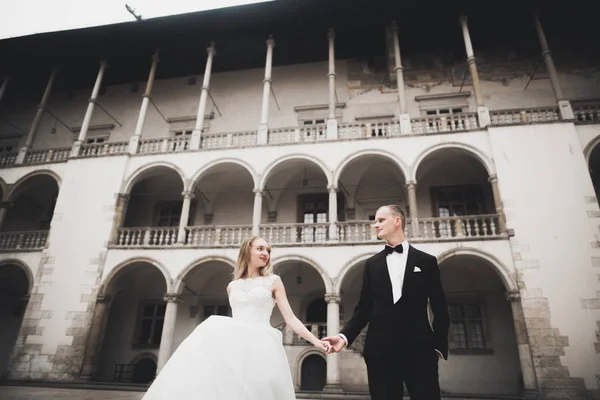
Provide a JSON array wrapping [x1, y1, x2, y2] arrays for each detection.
[[233, 235, 273, 280]]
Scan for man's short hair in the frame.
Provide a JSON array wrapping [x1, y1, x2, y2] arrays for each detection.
[[379, 204, 406, 230]]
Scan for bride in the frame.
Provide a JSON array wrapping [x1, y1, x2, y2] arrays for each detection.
[[141, 235, 331, 400]]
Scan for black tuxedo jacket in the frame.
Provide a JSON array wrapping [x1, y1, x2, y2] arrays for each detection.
[[340, 245, 450, 359]]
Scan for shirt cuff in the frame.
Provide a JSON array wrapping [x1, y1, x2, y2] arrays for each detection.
[[435, 349, 443, 359], [337, 333, 348, 346]]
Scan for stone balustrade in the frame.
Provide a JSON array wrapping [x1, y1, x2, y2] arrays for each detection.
[[0, 231, 48, 250]]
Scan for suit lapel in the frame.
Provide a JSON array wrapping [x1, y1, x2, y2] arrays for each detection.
[[374, 251, 394, 303], [401, 245, 419, 298]]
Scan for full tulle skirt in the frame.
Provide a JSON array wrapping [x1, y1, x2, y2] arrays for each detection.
[[141, 315, 296, 400]]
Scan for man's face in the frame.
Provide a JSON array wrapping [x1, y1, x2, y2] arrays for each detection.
[[373, 206, 401, 240]]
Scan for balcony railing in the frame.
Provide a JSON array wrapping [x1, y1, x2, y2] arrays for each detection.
[[185, 225, 253, 246], [0, 231, 48, 250], [109, 215, 503, 249], [3, 101, 598, 169], [260, 223, 330, 245], [489, 107, 559, 125]]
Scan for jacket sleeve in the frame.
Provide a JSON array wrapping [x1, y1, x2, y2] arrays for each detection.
[[426, 254, 450, 360], [340, 259, 373, 346]]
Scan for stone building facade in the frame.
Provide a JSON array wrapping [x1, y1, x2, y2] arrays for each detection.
[[0, 2, 599, 399]]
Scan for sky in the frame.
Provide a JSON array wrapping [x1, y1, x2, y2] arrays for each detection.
[[0, 0, 274, 40]]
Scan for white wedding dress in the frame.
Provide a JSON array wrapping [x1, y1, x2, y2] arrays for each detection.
[[141, 274, 296, 400]]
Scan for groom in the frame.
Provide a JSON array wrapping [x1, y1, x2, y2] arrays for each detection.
[[324, 204, 450, 400]]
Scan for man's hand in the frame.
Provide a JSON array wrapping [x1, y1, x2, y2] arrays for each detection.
[[322, 336, 346, 354]]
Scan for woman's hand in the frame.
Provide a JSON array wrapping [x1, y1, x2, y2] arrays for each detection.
[[313, 339, 332, 352]]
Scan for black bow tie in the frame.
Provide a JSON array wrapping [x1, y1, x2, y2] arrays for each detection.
[[384, 244, 404, 254]]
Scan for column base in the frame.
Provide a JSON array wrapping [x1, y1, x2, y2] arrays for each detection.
[[327, 119, 338, 140], [70, 141, 82, 158], [398, 113, 412, 134], [128, 135, 140, 155], [322, 383, 344, 393], [257, 124, 269, 145], [15, 146, 28, 164], [189, 129, 202, 150], [477, 106, 491, 128], [558, 99, 574, 120]]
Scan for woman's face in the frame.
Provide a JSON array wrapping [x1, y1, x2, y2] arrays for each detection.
[[248, 237, 271, 269]]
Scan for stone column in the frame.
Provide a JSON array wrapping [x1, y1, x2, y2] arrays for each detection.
[[71, 61, 108, 157], [190, 42, 216, 150], [326, 29, 338, 140], [129, 50, 160, 155], [110, 193, 130, 245], [406, 181, 419, 237], [505, 290, 538, 398], [156, 294, 182, 374], [533, 9, 574, 120], [488, 175, 506, 233], [16, 67, 59, 164], [324, 293, 342, 392], [390, 22, 411, 134], [328, 186, 338, 241], [252, 189, 263, 235], [0, 76, 10, 107], [257, 36, 275, 145], [0, 202, 8, 231], [177, 191, 193, 244], [459, 15, 491, 127], [80, 294, 111, 379]]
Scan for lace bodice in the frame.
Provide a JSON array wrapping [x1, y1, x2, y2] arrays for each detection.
[[228, 274, 278, 326]]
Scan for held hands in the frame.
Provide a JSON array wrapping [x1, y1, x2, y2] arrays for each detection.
[[321, 336, 346, 354], [313, 339, 332, 352]]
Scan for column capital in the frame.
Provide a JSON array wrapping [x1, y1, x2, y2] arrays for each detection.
[[488, 174, 498, 183], [254, 188, 263, 195], [207, 41, 217, 56], [151, 49, 160, 63], [391, 21, 399, 33], [327, 185, 338, 192], [99, 60, 109, 69], [163, 293, 183, 303], [327, 28, 335, 41], [266, 35, 275, 48], [324, 293, 341, 304], [459, 14, 468, 24], [96, 294, 111, 304], [406, 180, 417, 189], [182, 191, 195, 199], [504, 290, 520, 302]]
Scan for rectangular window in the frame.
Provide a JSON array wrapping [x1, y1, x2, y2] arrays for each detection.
[[298, 194, 329, 243], [134, 301, 166, 348], [430, 185, 486, 237], [154, 201, 183, 227], [448, 301, 488, 352]]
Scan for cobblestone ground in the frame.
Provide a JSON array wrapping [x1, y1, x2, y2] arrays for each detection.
[[0, 387, 144, 400]]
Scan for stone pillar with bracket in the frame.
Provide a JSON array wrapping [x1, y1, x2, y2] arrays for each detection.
[[459, 15, 491, 128], [80, 294, 112, 379], [406, 181, 419, 237], [328, 186, 338, 241], [257, 36, 275, 145], [505, 290, 539, 399], [110, 193, 130, 245], [129, 50, 160, 155], [16, 67, 59, 164], [190, 42, 216, 150], [324, 293, 342, 392], [533, 10, 574, 120], [488, 175, 507, 233], [177, 191, 194, 244], [252, 189, 263, 235], [156, 294, 182, 374]]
